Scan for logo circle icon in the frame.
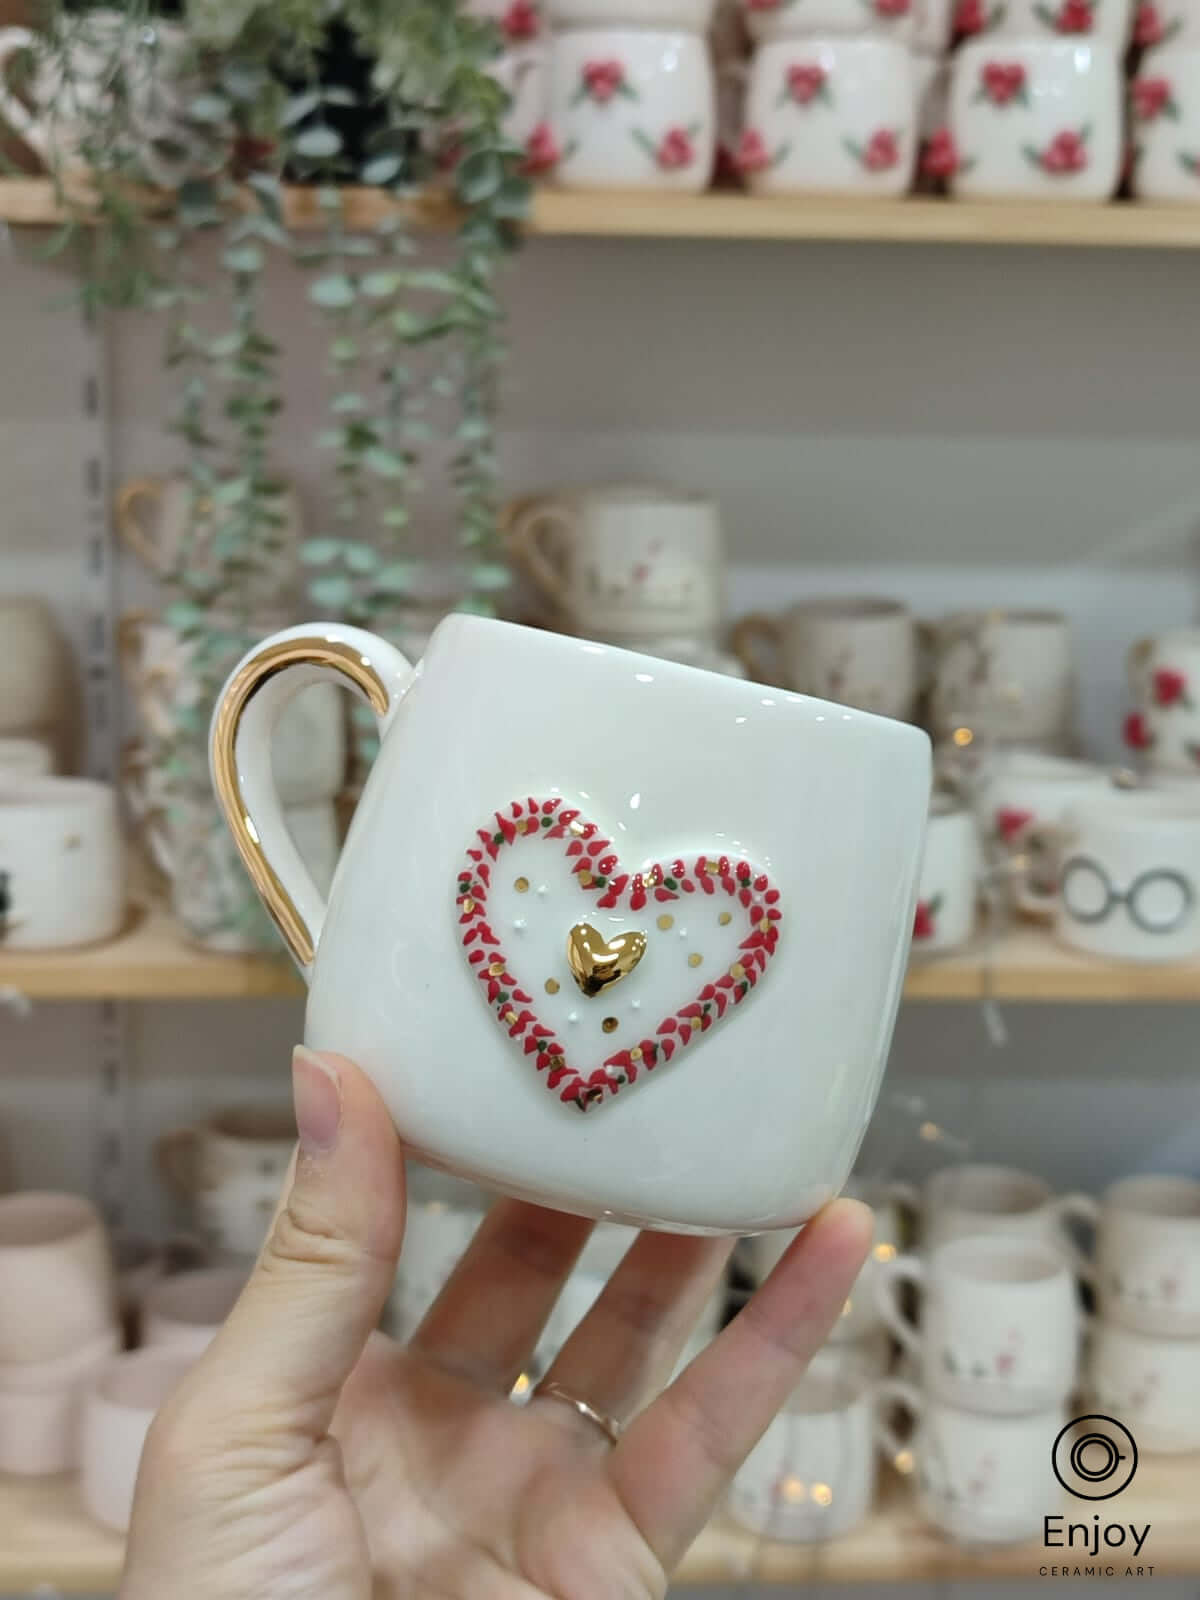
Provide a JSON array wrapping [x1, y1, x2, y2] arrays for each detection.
[[1052, 1415, 1139, 1500]]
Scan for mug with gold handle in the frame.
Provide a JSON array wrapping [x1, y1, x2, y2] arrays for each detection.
[[729, 612, 786, 687], [503, 496, 573, 620], [115, 479, 172, 575]]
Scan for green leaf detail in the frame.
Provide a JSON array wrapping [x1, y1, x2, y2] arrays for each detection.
[[309, 574, 355, 610], [309, 274, 357, 309], [293, 125, 343, 160]]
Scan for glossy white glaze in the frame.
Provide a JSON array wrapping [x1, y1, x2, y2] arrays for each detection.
[[740, 0, 917, 45], [214, 615, 929, 1234]]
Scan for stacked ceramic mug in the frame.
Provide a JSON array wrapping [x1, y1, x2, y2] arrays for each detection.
[[872, 1164, 1088, 1545], [727, 1177, 908, 1542], [540, 0, 718, 190], [1081, 1175, 1200, 1455], [938, 0, 1130, 199], [731, 0, 929, 195], [0, 1193, 122, 1477], [466, 1, 556, 175], [505, 482, 743, 673]]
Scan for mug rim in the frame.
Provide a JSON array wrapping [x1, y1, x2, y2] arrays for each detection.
[[931, 1233, 1065, 1285], [1063, 788, 1200, 829], [0, 776, 115, 813], [209, 1104, 296, 1144], [787, 595, 910, 622], [143, 1266, 247, 1328], [925, 1162, 1053, 1215], [1105, 1173, 1200, 1221], [88, 1348, 195, 1415], [0, 1190, 101, 1252]]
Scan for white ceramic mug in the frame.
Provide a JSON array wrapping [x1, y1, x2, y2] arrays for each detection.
[[738, 0, 917, 44], [926, 609, 1074, 747], [732, 597, 917, 719], [0, 1192, 118, 1366], [1087, 1321, 1200, 1453], [1131, 51, 1200, 201], [745, 1177, 916, 1343], [116, 475, 303, 598], [912, 802, 981, 954], [119, 612, 346, 805], [1055, 788, 1200, 963], [488, 43, 550, 158], [142, 1267, 248, 1357], [1134, 0, 1200, 49], [1125, 628, 1200, 771], [156, 1105, 294, 1262], [0, 1325, 120, 1477], [549, 0, 717, 23], [734, 37, 916, 195], [976, 750, 1112, 918], [877, 1235, 1081, 1415], [1075, 1175, 1200, 1338], [80, 1350, 196, 1531], [728, 1370, 890, 1540], [0, 594, 73, 738], [386, 1169, 488, 1340], [919, 1165, 1095, 1280], [506, 487, 725, 638], [987, 0, 1132, 44], [211, 614, 930, 1234], [0, 734, 54, 778], [0, 10, 209, 183], [467, 0, 547, 40], [547, 27, 715, 190], [947, 40, 1122, 200], [915, 0, 955, 49], [0, 779, 125, 949], [878, 1381, 1063, 1544]]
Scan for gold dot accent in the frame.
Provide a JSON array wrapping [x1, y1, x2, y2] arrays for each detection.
[[602, 1016, 619, 1034], [514, 877, 529, 894], [812, 1483, 833, 1508], [894, 1448, 915, 1476], [503, 1010, 517, 1024], [545, 978, 560, 995], [578, 870, 593, 887], [488, 961, 505, 976], [730, 962, 746, 980], [873, 1242, 897, 1263], [759, 917, 771, 932], [570, 820, 587, 835], [706, 861, 721, 875], [462, 898, 475, 913], [657, 914, 674, 931], [688, 953, 702, 969], [781, 1477, 807, 1505], [631, 1046, 643, 1061], [718, 911, 732, 926], [689, 1016, 703, 1032]]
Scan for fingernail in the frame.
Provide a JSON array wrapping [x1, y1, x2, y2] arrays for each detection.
[[292, 1047, 342, 1156]]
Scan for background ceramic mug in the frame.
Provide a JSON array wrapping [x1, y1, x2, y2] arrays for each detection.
[[1055, 789, 1200, 962], [988, 0, 1133, 45], [1078, 1175, 1200, 1337], [0, 1192, 117, 1365], [142, 1266, 248, 1357], [547, 27, 715, 190], [926, 609, 1074, 747], [1087, 1320, 1200, 1453], [1131, 50, 1200, 202], [0, 778, 125, 949], [876, 1235, 1081, 1414], [1126, 628, 1200, 771], [975, 750, 1111, 919], [732, 597, 917, 718], [948, 40, 1122, 201], [210, 614, 930, 1233], [156, 1104, 294, 1261], [919, 1164, 1095, 1279], [912, 802, 981, 953], [1135, 0, 1200, 49], [735, 38, 916, 196], [876, 1380, 1063, 1544], [738, 0, 917, 43], [80, 1349, 195, 1531], [506, 486, 725, 638]]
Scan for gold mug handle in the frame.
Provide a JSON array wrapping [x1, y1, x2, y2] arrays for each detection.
[[1126, 635, 1153, 699], [115, 479, 168, 574], [503, 496, 574, 614], [209, 624, 414, 974]]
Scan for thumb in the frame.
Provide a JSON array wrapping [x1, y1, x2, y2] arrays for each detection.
[[200, 1048, 406, 1442]]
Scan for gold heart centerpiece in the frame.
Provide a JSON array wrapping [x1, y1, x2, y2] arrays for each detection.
[[567, 921, 647, 998], [457, 798, 783, 1113]]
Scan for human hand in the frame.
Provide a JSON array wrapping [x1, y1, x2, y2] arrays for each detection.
[[122, 1048, 872, 1600]]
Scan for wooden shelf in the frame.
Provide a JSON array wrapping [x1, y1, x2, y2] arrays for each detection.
[[4, 909, 1200, 1002], [6, 176, 1200, 248], [4, 1454, 1196, 1593]]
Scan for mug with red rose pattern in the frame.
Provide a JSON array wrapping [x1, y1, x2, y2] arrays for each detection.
[[876, 1235, 1082, 1416], [1131, 50, 1200, 202], [974, 749, 1110, 919], [946, 38, 1122, 199], [465, 0, 546, 43], [487, 44, 551, 171], [982, 0, 1133, 46], [545, 27, 715, 190], [912, 801, 981, 956], [735, 37, 915, 194], [1125, 627, 1200, 771], [210, 614, 930, 1234], [739, 0, 917, 45], [548, 0, 718, 25], [1133, 0, 1200, 50]]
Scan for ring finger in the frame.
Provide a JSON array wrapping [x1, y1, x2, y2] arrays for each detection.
[[531, 1232, 732, 1443]]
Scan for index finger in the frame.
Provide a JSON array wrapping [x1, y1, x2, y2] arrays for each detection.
[[606, 1197, 873, 1571]]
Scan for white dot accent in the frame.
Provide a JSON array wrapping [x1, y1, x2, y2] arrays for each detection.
[[568, 1011, 579, 1025], [632, 999, 641, 1010], [513, 918, 526, 932], [678, 928, 688, 939], [536, 884, 548, 898]]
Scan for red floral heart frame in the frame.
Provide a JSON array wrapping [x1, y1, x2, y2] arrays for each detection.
[[456, 797, 783, 1113]]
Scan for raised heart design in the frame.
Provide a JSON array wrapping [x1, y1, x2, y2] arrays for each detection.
[[566, 921, 648, 997], [456, 797, 783, 1113]]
